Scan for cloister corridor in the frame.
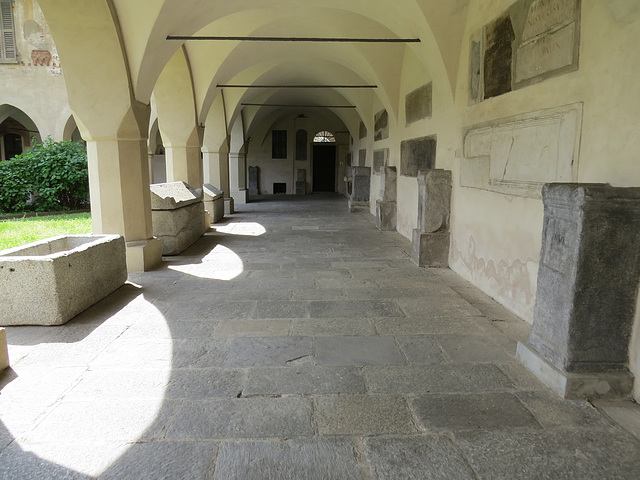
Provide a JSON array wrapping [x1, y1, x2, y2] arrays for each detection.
[[1, 194, 640, 479]]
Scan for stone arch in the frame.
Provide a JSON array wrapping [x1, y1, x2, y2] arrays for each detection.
[[0, 104, 42, 160]]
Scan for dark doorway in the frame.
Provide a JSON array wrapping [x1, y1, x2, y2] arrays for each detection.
[[312, 145, 336, 192]]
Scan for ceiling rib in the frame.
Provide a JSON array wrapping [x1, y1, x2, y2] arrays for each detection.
[[167, 36, 420, 43], [241, 103, 356, 108], [218, 84, 377, 89]]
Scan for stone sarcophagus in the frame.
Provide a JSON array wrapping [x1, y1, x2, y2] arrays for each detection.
[[0, 235, 127, 326], [203, 183, 225, 224], [151, 181, 207, 255]]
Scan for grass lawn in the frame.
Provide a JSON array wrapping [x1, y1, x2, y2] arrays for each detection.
[[0, 213, 92, 251]]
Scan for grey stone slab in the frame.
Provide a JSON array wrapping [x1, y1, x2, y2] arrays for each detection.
[[397, 336, 447, 364], [163, 397, 313, 439], [315, 336, 405, 366], [397, 297, 482, 318], [309, 300, 404, 318], [225, 288, 292, 301], [365, 364, 513, 394], [226, 337, 312, 366], [259, 277, 316, 289], [244, 366, 365, 395], [456, 429, 640, 480], [165, 369, 244, 398], [165, 300, 256, 321], [101, 441, 217, 480], [214, 439, 361, 480], [315, 278, 379, 289], [411, 393, 540, 430], [315, 395, 416, 435], [290, 318, 375, 336], [437, 334, 514, 363], [214, 319, 291, 338], [365, 435, 475, 480], [0, 441, 113, 479], [373, 316, 492, 335], [291, 288, 345, 300], [517, 390, 613, 429], [252, 301, 309, 319], [171, 339, 230, 368]]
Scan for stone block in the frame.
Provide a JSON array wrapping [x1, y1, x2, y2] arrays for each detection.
[[150, 181, 207, 255], [203, 183, 224, 223], [519, 183, 640, 399], [0, 235, 127, 326], [376, 200, 397, 231], [412, 230, 450, 267], [417, 169, 451, 233], [296, 181, 306, 195], [405, 82, 432, 124], [347, 166, 370, 212], [0, 328, 9, 370], [224, 197, 234, 215]]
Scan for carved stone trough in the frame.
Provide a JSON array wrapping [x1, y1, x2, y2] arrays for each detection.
[[0, 234, 127, 326]]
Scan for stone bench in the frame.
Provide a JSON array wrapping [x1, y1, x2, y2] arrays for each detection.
[[0, 235, 127, 326]]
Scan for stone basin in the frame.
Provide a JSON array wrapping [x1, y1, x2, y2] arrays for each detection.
[[0, 234, 127, 326]]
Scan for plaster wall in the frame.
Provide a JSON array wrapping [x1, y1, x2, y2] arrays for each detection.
[[246, 113, 348, 196], [0, 0, 70, 140]]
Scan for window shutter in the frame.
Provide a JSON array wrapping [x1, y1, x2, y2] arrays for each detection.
[[0, 0, 16, 62]]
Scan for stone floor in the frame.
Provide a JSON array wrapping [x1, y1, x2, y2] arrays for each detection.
[[1, 193, 640, 479]]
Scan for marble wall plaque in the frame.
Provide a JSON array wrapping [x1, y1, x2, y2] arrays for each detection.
[[373, 149, 388, 174], [400, 136, 437, 177], [374, 109, 389, 141], [516, 22, 577, 83], [484, 14, 514, 99], [405, 83, 432, 124], [522, 0, 578, 41]]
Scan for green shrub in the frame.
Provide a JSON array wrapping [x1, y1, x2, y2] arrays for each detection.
[[0, 138, 89, 213]]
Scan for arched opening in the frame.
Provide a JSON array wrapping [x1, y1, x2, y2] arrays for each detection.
[[0, 105, 41, 161], [313, 130, 336, 143]]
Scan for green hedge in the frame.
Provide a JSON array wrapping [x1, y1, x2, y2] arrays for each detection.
[[0, 138, 89, 213]]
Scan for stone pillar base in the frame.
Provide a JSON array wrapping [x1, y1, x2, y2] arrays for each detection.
[[516, 342, 634, 400], [376, 200, 396, 231], [126, 238, 163, 272], [224, 198, 235, 215], [348, 200, 369, 213], [231, 189, 248, 205], [412, 229, 449, 267], [296, 181, 306, 195], [0, 328, 9, 371]]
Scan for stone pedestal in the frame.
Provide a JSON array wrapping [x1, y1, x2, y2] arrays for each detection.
[[151, 181, 207, 255], [203, 183, 225, 224], [348, 166, 371, 212], [0, 328, 8, 371], [376, 166, 397, 231], [411, 169, 452, 267], [248, 166, 259, 196], [296, 169, 306, 196], [225, 198, 235, 215], [517, 183, 640, 399]]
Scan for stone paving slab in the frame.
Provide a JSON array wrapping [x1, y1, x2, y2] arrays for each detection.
[[365, 364, 514, 394], [364, 435, 476, 479], [411, 393, 541, 430], [309, 300, 404, 318], [315, 336, 406, 366], [437, 334, 514, 363], [214, 439, 362, 480], [243, 366, 365, 395], [163, 397, 313, 439], [290, 318, 375, 336], [456, 428, 640, 479], [315, 395, 416, 435], [225, 337, 312, 366], [396, 335, 447, 364]]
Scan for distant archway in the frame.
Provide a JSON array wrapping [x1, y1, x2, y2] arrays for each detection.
[[0, 105, 41, 161]]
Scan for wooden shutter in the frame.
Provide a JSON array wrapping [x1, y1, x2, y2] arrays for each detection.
[[0, 0, 16, 62]]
